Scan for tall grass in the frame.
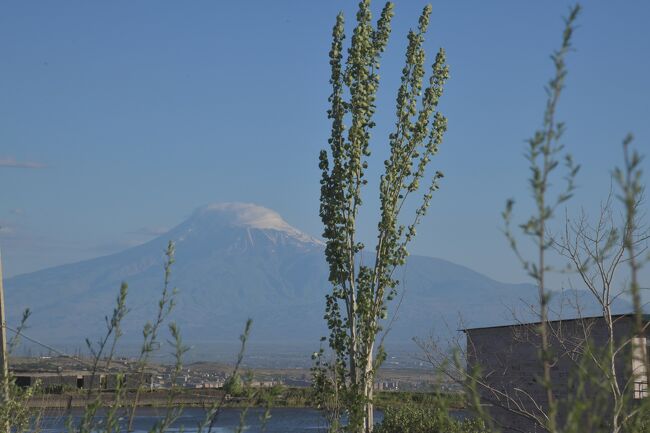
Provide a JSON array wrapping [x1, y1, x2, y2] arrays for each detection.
[[0, 241, 260, 433]]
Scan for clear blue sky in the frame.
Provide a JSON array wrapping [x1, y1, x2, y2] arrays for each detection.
[[1, 1, 648, 297]]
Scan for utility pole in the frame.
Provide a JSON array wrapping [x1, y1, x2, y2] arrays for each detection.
[[0, 249, 9, 433]]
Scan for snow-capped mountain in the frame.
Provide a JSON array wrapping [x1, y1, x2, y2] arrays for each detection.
[[4, 203, 624, 358]]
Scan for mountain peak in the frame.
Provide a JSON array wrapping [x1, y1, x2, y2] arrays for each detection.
[[187, 202, 324, 245], [195, 203, 293, 230]]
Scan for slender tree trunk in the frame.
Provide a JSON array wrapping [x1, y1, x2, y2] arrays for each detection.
[[0, 251, 10, 433], [538, 192, 557, 433], [364, 343, 375, 432], [348, 230, 358, 387]]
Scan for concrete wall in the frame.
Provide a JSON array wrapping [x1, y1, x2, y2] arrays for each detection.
[[15, 372, 153, 391], [105, 372, 153, 390], [466, 316, 647, 432], [14, 373, 82, 391]]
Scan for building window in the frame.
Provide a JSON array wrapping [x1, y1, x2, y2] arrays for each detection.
[[632, 337, 648, 399]]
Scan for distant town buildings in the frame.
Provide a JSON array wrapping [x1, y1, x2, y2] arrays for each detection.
[[11, 355, 446, 396], [374, 380, 399, 391]]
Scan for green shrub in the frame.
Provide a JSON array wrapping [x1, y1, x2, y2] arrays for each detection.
[[223, 373, 244, 396], [375, 404, 488, 433]]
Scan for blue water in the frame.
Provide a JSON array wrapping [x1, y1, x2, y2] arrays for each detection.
[[36, 407, 384, 433]]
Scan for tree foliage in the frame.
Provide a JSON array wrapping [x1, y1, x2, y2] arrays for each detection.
[[316, 1, 449, 431], [224, 373, 244, 396]]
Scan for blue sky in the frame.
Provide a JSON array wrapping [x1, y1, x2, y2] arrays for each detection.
[[0, 1, 648, 298]]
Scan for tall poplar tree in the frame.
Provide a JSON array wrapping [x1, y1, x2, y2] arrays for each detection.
[[317, 1, 449, 431]]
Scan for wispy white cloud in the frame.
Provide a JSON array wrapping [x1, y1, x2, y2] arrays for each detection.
[[9, 208, 26, 216], [90, 226, 169, 254], [128, 226, 169, 237], [0, 225, 15, 235], [0, 219, 27, 239], [89, 239, 147, 254], [0, 157, 46, 169]]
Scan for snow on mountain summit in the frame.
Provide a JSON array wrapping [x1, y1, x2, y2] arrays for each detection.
[[186, 202, 324, 245], [198, 203, 294, 230]]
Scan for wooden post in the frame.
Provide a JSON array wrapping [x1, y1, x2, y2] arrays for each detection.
[[0, 249, 9, 433]]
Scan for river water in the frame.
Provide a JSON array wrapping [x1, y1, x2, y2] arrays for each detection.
[[37, 407, 384, 433]]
